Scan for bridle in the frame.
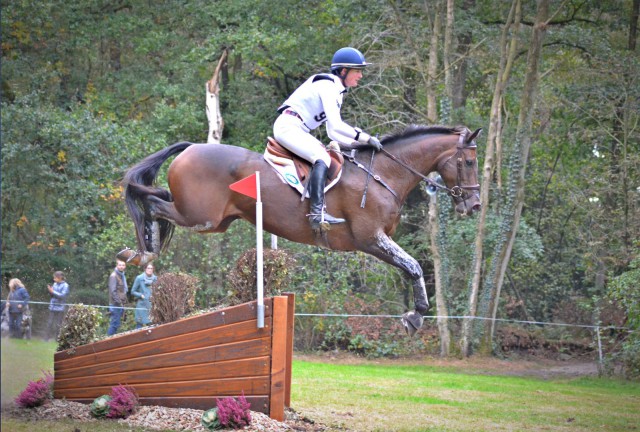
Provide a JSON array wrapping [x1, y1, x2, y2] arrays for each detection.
[[380, 130, 480, 202]]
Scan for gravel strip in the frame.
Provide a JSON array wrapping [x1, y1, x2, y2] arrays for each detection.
[[3, 399, 329, 431]]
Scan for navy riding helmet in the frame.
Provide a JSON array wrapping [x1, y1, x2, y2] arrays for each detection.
[[330, 47, 368, 73]]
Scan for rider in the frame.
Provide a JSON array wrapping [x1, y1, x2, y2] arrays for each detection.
[[273, 47, 383, 231]]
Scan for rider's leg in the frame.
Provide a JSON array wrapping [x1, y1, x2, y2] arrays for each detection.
[[307, 160, 345, 230], [274, 114, 344, 230]]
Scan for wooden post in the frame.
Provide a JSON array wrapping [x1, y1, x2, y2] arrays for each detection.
[[284, 293, 295, 407], [268, 296, 289, 420]]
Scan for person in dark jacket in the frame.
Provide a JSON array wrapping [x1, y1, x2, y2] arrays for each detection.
[[107, 259, 128, 336], [45, 271, 70, 342], [6, 278, 30, 339]]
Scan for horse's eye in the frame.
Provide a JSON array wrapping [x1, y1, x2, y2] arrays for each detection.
[[466, 160, 474, 167]]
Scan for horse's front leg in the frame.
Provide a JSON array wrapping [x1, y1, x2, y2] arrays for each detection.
[[366, 233, 430, 336]]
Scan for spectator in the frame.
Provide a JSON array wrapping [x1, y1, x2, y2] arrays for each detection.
[[107, 259, 128, 336], [130, 263, 157, 329], [6, 278, 30, 339], [45, 270, 70, 342]]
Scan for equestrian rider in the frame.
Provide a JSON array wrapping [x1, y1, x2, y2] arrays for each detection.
[[273, 47, 382, 231]]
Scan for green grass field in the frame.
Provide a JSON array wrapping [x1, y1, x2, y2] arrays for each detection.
[[2, 338, 639, 431]]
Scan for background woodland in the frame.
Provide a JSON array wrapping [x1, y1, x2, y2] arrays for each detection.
[[1, 0, 638, 366]]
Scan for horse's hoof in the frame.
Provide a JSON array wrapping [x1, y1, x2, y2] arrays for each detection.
[[401, 311, 424, 337], [116, 248, 157, 266]]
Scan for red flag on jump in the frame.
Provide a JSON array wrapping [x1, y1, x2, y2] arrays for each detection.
[[229, 173, 258, 199]]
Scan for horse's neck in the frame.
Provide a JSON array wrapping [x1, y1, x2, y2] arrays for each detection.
[[388, 134, 458, 185]]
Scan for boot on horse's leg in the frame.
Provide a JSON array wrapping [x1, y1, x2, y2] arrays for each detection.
[[116, 248, 157, 267], [116, 220, 158, 267], [308, 160, 345, 231], [401, 281, 430, 337]]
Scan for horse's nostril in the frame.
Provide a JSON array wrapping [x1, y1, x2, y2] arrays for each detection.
[[472, 204, 481, 212]]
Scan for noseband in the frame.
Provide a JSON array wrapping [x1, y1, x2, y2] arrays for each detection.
[[380, 130, 480, 203]]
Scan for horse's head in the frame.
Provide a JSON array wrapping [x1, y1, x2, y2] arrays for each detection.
[[437, 127, 482, 216]]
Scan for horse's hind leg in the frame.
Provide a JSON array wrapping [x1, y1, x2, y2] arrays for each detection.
[[366, 233, 430, 336]]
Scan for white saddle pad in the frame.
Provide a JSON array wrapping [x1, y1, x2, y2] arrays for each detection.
[[263, 149, 342, 198]]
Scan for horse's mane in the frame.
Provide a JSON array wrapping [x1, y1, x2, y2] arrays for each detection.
[[381, 124, 467, 145]]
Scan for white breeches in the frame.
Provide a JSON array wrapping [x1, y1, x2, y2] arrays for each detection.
[[273, 114, 331, 168]]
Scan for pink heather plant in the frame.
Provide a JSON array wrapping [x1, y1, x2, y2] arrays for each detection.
[[15, 371, 54, 408], [215, 392, 252, 428], [106, 385, 139, 419]]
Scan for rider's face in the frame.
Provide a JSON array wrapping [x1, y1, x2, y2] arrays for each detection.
[[343, 68, 363, 88]]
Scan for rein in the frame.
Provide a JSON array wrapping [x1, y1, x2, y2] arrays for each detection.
[[380, 131, 479, 198]]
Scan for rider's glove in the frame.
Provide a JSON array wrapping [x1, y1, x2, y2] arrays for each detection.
[[368, 136, 383, 151], [327, 141, 341, 152]]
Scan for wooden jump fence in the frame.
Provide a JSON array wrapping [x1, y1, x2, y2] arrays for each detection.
[[53, 293, 295, 421]]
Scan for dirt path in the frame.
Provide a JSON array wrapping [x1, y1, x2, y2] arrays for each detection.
[[294, 352, 601, 379]]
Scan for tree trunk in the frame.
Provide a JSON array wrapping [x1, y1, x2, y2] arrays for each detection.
[[629, 0, 639, 51], [206, 50, 228, 144], [429, 193, 450, 356], [481, 0, 550, 348], [427, 2, 442, 122], [461, 0, 521, 357]]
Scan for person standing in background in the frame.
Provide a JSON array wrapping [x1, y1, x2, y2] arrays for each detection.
[[6, 279, 30, 339], [130, 263, 157, 329], [107, 259, 128, 336], [45, 271, 70, 342]]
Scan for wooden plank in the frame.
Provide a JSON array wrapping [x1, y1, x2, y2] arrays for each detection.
[[54, 298, 274, 362], [55, 337, 271, 380], [284, 293, 295, 408], [56, 376, 270, 399], [55, 317, 272, 370], [268, 296, 288, 421], [55, 356, 270, 390], [52, 295, 295, 422], [66, 396, 271, 414]]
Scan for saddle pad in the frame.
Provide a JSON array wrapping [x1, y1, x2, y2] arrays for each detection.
[[264, 138, 342, 198]]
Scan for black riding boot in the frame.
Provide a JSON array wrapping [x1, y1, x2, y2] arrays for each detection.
[[308, 161, 345, 230]]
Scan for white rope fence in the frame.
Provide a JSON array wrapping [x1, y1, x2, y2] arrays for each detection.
[[4, 300, 632, 365]]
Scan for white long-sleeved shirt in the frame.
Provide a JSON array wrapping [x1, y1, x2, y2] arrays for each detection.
[[278, 74, 371, 146]]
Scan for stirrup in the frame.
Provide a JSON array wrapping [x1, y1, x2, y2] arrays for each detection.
[[308, 211, 345, 232]]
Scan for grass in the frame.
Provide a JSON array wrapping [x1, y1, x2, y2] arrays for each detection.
[[2, 338, 639, 431], [291, 361, 640, 431]]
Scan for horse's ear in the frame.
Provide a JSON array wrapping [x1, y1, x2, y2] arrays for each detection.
[[466, 128, 482, 145]]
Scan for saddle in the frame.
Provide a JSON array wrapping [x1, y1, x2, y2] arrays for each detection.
[[264, 137, 343, 193]]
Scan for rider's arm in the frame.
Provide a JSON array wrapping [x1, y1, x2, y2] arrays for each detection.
[[319, 81, 373, 146]]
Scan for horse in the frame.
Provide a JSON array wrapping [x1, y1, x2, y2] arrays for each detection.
[[118, 125, 482, 335]]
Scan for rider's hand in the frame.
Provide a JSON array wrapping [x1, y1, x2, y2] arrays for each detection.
[[327, 141, 341, 152], [368, 136, 382, 151]]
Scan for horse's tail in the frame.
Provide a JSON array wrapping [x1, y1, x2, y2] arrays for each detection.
[[122, 142, 193, 253]]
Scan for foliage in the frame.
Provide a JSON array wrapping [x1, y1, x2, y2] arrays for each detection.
[[14, 371, 54, 408], [56, 304, 103, 351], [90, 395, 112, 418], [215, 393, 252, 429], [226, 248, 296, 304], [606, 250, 640, 378], [319, 297, 429, 359], [1, 0, 638, 360], [106, 385, 139, 419], [201, 408, 222, 431], [150, 272, 199, 324]]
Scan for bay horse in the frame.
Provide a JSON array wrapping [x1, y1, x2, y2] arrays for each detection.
[[118, 125, 482, 335]]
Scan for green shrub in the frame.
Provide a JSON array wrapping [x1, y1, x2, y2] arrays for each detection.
[[226, 248, 296, 305], [150, 272, 199, 324], [57, 304, 103, 351]]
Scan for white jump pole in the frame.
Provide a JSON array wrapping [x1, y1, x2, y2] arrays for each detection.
[[256, 171, 264, 328]]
